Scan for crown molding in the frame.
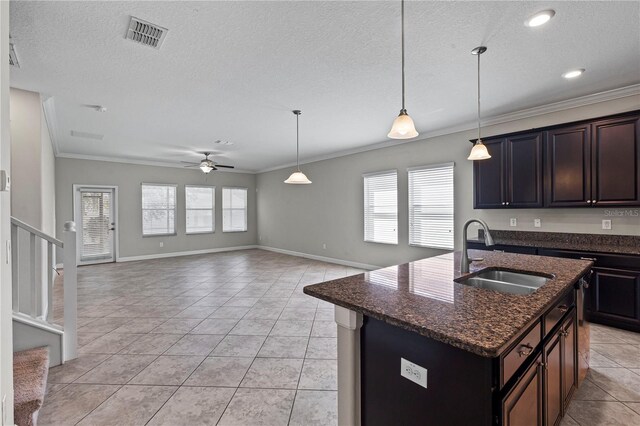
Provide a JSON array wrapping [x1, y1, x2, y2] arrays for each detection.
[[41, 96, 61, 156], [257, 84, 640, 174], [56, 152, 256, 174]]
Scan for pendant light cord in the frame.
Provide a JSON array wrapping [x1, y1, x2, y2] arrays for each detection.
[[296, 112, 300, 172], [401, 0, 406, 111], [477, 50, 481, 141]]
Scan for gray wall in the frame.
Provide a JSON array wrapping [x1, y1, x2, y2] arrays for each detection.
[[56, 158, 257, 259], [257, 96, 640, 268]]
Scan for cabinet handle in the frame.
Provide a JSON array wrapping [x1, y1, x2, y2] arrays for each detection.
[[518, 344, 534, 358], [580, 257, 597, 262], [502, 202, 506, 206], [506, 201, 510, 205], [593, 200, 598, 204], [587, 200, 592, 204]]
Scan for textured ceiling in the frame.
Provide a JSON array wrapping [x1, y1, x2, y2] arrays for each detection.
[[9, 1, 640, 172]]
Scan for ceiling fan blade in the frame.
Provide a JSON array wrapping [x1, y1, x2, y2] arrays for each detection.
[[181, 161, 200, 165], [214, 164, 235, 169], [183, 165, 198, 168]]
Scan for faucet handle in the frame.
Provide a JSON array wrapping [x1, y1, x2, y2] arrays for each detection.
[[469, 257, 484, 263]]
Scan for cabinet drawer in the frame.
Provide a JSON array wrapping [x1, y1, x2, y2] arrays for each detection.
[[502, 321, 542, 388], [544, 290, 575, 336]]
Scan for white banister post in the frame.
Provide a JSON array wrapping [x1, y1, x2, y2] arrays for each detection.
[[335, 306, 363, 426], [62, 221, 77, 361]]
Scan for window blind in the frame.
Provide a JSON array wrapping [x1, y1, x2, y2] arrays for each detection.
[[80, 191, 112, 260], [141, 184, 176, 236], [408, 163, 454, 250], [222, 187, 248, 232], [363, 170, 398, 245], [186, 186, 215, 234]]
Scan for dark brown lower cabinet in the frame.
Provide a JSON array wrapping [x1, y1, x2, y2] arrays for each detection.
[[544, 330, 563, 426], [502, 354, 544, 426], [544, 310, 577, 426], [588, 267, 640, 330]]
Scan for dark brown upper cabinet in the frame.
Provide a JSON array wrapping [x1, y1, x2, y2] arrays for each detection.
[[545, 124, 591, 207], [591, 115, 640, 205], [473, 138, 506, 208], [473, 132, 543, 209], [473, 110, 640, 209]]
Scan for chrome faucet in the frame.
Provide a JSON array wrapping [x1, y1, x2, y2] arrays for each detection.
[[461, 219, 495, 273]]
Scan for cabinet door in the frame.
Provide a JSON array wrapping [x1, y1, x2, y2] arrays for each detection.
[[473, 138, 506, 209], [545, 124, 592, 207], [544, 331, 563, 426], [587, 267, 640, 331], [561, 312, 577, 408], [502, 355, 543, 426], [506, 132, 544, 207], [592, 115, 640, 206]]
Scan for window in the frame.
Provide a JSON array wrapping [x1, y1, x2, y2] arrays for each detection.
[[186, 186, 215, 234], [141, 184, 176, 236], [363, 170, 398, 244], [222, 187, 248, 232], [408, 163, 454, 250]]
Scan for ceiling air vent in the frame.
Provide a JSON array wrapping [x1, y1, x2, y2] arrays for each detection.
[[125, 16, 168, 49], [9, 38, 19, 68], [71, 130, 104, 141]]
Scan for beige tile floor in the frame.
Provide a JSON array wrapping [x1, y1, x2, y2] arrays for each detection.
[[41, 249, 362, 426], [39, 249, 640, 425]]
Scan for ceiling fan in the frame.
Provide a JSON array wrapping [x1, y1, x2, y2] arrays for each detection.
[[181, 152, 235, 174]]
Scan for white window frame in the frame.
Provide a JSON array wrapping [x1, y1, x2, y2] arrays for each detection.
[[363, 170, 398, 245], [222, 187, 248, 233], [408, 162, 455, 250], [185, 185, 215, 235], [141, 183, 177, 237]]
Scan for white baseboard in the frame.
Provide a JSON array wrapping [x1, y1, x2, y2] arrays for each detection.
[[257, 245, 380, 270], [117, 245, 259, 262]]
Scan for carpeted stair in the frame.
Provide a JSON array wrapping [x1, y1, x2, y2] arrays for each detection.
[[13, 347, 50, 426]]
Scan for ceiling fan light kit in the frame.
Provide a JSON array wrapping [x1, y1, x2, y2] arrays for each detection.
[[388, 0, 419, 140], [467, 45, 491, 161], [182, 152, 235, 174], [285, 110, 312, 185]]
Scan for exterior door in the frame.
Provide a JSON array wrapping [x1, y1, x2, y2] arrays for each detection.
[[74, 186, 117, 265]]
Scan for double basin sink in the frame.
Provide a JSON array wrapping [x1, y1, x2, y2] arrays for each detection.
[[455, 269, 554, 295]]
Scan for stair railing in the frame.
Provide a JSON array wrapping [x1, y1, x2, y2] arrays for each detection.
[[10, 218, 77, 361]]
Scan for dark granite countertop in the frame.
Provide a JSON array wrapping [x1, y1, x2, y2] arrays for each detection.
[[468, 230, 640, 256], [303, 250, 592, 358]]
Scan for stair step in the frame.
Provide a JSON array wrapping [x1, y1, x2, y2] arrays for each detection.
[[14, 347, 50, 426]]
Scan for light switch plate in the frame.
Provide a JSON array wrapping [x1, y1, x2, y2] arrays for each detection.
[[510, 218, 517, 227], [602, 219, 612, 230], [400, 357, 427, 388], [534, 219, 541, 228]]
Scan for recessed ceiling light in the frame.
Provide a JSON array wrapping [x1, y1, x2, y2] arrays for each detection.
[[562, 69, 585, 79], [525, 10, 555, 27]]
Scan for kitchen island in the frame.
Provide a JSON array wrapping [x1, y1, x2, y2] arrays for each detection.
[[304, 250, 593, 426]]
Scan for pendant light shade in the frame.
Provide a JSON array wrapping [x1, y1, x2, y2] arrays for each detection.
[[467, 46, 491, 161], [200, 163, 214, 173], [388, 0, 418, 140], [388, 109, 418, 139], [285, 110, 312, 185]]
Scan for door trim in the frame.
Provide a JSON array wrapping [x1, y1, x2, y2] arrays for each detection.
[[72, 184, 119, 265]]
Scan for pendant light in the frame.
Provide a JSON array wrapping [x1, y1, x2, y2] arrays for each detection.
[[285, 110, 312, 184], [387, 0, 418, 140], [467, 46, 491, 160]]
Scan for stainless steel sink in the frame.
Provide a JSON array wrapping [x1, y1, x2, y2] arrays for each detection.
[[456, 269, 553, 295]]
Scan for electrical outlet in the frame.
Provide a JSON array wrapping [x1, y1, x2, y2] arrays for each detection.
[[602, 219, 612, 230], [400, 358, 427, 388], [159, 242, 164, 248], [534, 219, 541, 228], [322, 243, 327, 250], [510, 218, 517, 227]]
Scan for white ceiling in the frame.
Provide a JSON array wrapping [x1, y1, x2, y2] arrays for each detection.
[[9, 1, 640, 172]]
